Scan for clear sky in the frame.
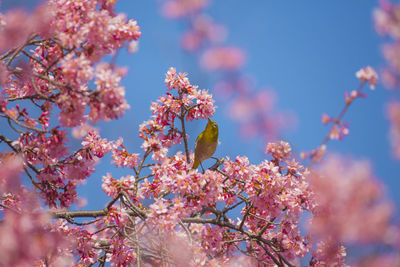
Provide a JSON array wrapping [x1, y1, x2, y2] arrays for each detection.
[[2, 1, 399, 209], [104, 0, 399, 204]]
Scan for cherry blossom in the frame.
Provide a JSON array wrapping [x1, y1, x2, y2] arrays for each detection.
[[181, 15, 226, 51], [265, 141, 292, 161], [162, 0, 209, 18], [309, 155, 395, 264], [0, 158, 71, 266], [200, 46, 246, 71], [0, 0, 397, 266], [387, 100, 400, 159], [355, 66, 378, 89]]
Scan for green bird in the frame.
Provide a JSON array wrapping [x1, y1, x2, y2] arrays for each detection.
[[192, 118, 219, 170]]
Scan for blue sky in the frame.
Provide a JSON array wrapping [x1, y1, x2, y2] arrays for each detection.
[[3, 1, 399, 209], [106, 0, 399, 204]]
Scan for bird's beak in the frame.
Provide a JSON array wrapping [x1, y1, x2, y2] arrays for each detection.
[[207, 118, 211, 122]]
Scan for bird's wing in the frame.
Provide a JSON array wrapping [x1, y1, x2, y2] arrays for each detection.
[[194, 131, 204, 152]]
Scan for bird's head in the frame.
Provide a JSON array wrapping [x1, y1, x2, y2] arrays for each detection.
[[206, 118, 219, 137]]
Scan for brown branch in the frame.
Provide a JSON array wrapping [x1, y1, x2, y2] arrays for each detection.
[[52, 193, 147, 222], [5, 34, 38, 66], [179, 106, 190, 163], [52, 209, 110, 219], [239, 201, 253, 230], [121, 192, 146, 220], [0, 47, 17, 61], [179, 219, 193, 244], [7, 94, 51, 102], [21, 50, 47, 69], [182, 210, 295, 266], [0, 112, 46, 133], [256, 241, 283, 267], [222, 199, 245, 214]]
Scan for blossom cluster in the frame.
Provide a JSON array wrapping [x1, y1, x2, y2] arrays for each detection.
[[136, 128, 316, 265], [0, 0, 398, 266], [2, 0, 141, 129], [162, 0, 209, 19], [0, 0, 141, 208], [374, 1, 400, 161], [0, 3, 52, 52], [387, 101, 400, 159], [374, 1, 400, 89], [0, 157, 71, 266], [309, 156, 395, 266], [181, 14, 226, 51], [95, 67, 320, 265], [301, 66, 378, 163], [139, 67, 215, 161]]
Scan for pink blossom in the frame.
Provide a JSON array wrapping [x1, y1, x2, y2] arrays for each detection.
[[60, 53, 94, 85], [354, 253, 399, 267], [302, 144, 327, 162], [49, 0, 141, 52], [309, 155, 394, 262], [310, 241, 348, 267], [102, 173, 136, 198], [37, 166, 82, 208], [356, 66, 378, 89], [19, 130, 69, 167], [163, 233, 199, 266], [62, 158, 97, 183], [3, 62, 34, 99], [141, 137, 168, 161], [374, 1, 400, 38], [321, 113, 331, 124], [81, 130, 118, 158], [150, 198, 170, 215], [329, 124, 340, 140], [57, 223, 100, 265], [89, 63, 130, 122], [72, 122, 98, 139], [162, 0, 209, 19], [0, 161, 70, 266], [373, 1, 400, 89], [127, 40, 139, 53], [140, 68, 216, 161], [200, 46, 246, 71], [381, 67, 399, 88], [220, 153, 314, 262], [0, 4, 51, 52], [147, 198, 186, 230], [228, 90, 290, 140], [265, 141, 292, 160], [0, 156, 23, 194], [0, 61, 8, 86], [187, 89, 216, 120], [25, 130, 117, 208], [387, 100, 400, 159], [181, 15, 226, 51], [57, 93, 87, 127], [107, 235, 136, 266], [0, 210, 69, 266], [374, 7, 393, 36], [112, 145, 140, 169], [164, 67, 191, 91], [344, 90, 362, 104]]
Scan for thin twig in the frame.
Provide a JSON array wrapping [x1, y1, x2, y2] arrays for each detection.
[[310, 81, 366, 168]]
